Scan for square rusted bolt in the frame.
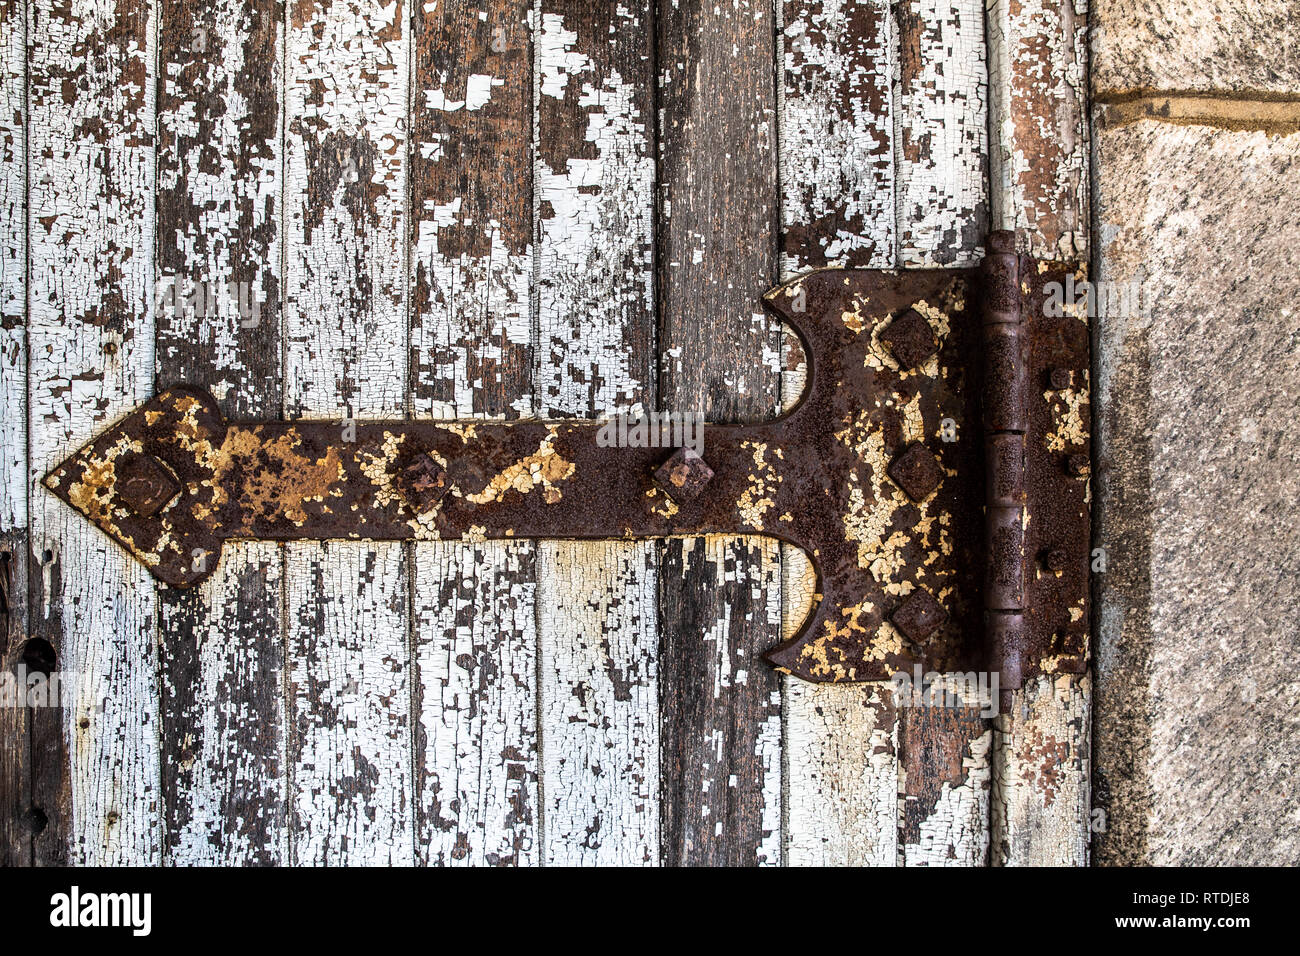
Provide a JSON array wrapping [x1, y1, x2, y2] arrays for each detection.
[[880, 308, 938, 370], [654, 447, 713, 503], [891, 588, 947, 644], [887, 443, 943, 502], [116, 454, 180, 518], [397, 454, 447, 510]]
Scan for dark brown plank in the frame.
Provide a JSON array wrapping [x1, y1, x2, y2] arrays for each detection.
[[1, 532, 30, 865], [656, 0, 783, 866], [155, 0, 287, 864]]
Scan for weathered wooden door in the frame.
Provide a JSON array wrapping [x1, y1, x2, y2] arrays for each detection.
[[1, 0, 1090, 865]]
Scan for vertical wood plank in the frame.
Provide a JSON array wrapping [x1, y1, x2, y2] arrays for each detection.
[[894, 0, 988, 267], [156, 0, 287, 865], [0, 531, 29, 865], [898, 683, 992, 865], [1, 0, 23, 532], [986, 0, 1091, 867], [657, 0, 783, 867], [409, 0, 540, 865], [27, 0, 159, 865], [533, 2, 660, 867], [779, 0, 896, 275], [414, 542, 537, 866], [991, 673, 1090, 865], [0, 0, 28, 866], [539, 542, 658, 865], [777, 0, 902, 867], [986, 0, 1088, 261], [409, 0, 533, 420], [893, 0, 992, 866], [288, 542, 412, 865], [283, 0, 413, 864]]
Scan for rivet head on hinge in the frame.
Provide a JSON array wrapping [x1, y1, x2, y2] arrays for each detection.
[[1048, 367, 1072, 391], [116, 454, 180, 518], [1066, 452, 1090, 477], [397, 454, 447, 509], [890, 588, 948, 644], [879, 307, 938, 370], [887, 443, 943, 502], [653, 447, 714, 503]]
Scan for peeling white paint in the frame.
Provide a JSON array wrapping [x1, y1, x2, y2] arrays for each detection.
[[27, 0, 160, 865], [894, 0, 989, 268]]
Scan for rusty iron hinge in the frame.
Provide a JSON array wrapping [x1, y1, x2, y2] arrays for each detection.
[[43, 232, 1089, 690]]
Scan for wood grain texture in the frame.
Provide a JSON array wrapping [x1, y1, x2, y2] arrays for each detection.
[[413, 541, 538, 866], [1, 0, 24, 532], [1, 530, 29, 865], [284, 0, 409, 421], [288, 542, 413, 865], [27, 0, 159, 865], [660, 537, 783, 865], [539, 541, 658, 865], [899, 682, 991, 865], [890, 0, 994, 867], [986, 0, 1091, 866], [283, 0, 412, 864], [894, 0, 988, 267], [657, 0, 783, 866], [991, 674, 1090, 865], [160, 544, 285, 864], [776, 0, 902, 867], [779, 0, 896, 274], [407, 0, 540, 866], [784, 677, 899, 866], [986, 0, 1089, 260], [535, 2, 653, 418], [0, 0, 27, 867], [156, 0, 286, 866], [409, 0, 532, 420], [534, 2, 660, 867]]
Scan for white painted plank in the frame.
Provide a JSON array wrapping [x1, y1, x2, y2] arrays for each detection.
[[408, 1, 541, 865], [413, 540, 538, 866], [288, 542, 413, 865], [160, 542, 286, 865], [894, 0, 989, 268], [539, 541, 658, 865], [533, 3, 659, 867], [986, 0, 1089, 260], [992, 674, 1091, 865], [1, 0, 24, 531], [284, 0, 409, 421], [27, 0, 160, 864], [778, 0, 896, 275], [283, 0, 413, 865]]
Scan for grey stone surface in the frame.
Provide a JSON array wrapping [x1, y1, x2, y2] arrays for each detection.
[[1093, 119, 1300, 865], [1093, 0, 1300, 94]]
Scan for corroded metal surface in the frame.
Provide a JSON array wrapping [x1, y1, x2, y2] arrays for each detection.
[[43, 236, 1090, 687]]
